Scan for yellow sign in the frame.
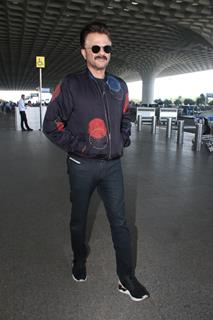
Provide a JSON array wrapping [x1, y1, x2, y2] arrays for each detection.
[[36, 56, 45, 68]]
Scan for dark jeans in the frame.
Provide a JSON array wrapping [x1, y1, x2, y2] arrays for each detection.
[[67, 156, 133, 278], [20, 111, 30, 130]]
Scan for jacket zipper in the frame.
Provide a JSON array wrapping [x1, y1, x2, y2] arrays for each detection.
[[94, 80, 112, 159]]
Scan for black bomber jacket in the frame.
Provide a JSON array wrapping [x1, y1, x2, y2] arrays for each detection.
[[43, 68, 131, 160]]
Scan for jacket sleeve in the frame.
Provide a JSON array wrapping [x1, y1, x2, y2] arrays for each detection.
[[43, 77, 78, 152], [121, 82, 131, 147]]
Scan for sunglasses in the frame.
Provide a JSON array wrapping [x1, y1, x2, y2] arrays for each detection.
[[86, 45, 112, 54]]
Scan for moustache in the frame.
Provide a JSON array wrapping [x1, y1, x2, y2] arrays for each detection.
[[95, 56, 108, 60]]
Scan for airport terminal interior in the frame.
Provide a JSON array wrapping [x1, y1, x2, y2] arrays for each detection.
[[1, 111, 213, 320], [0, 0, 213, 319]]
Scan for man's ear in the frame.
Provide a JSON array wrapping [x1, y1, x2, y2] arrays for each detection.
[[81, 48, 86, 60]]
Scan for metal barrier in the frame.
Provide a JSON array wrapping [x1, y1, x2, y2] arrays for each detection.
[[136, 110, 211, 152], [177, 120, 184, 144], [151, 116, 156, 134], [136, 107, 155, 124], [137, 115, 142, 131], [159, 108, 178, 124], [194, 123, 203, 151], [166, 118, 172, 138]]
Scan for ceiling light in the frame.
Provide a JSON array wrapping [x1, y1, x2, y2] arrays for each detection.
[[132, 1, 139, 4], [107, 6, 113, 9], [124, 8, 129, 11], [176, 0, 183, 3]]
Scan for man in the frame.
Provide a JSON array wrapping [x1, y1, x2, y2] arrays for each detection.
[[18, 94, 33, 131], [43, 22, 149, 302]]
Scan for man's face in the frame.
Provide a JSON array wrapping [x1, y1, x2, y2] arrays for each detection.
[[81, 32, 112, 73]]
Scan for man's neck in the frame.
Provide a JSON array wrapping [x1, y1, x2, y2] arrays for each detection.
[[87, 66, 105, 79]]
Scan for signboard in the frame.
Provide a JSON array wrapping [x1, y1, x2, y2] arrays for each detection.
[[206, 93, 213, 98], [42, 88, 50, 93], [36, 56, 45, 68], [36, 56, 46, 130]]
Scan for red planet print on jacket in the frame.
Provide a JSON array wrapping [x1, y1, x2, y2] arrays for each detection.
[[88, 118, 108, 149], [88, 118, 107, 138]]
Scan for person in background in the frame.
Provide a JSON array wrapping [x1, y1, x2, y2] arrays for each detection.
[[18, 94, 33, 131], [203, 118, 211, 135], [43, 21, 149, 302], [27, 100, 32, 107]]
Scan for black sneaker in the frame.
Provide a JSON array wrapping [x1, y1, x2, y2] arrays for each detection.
[[72, 261, 87, 282], [118, 275, 150, 301]]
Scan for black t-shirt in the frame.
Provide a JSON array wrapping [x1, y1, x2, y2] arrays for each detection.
[[95, 78, 106, 94]]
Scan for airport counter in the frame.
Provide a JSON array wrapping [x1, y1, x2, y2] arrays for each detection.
[[15, 106, 47, 130]]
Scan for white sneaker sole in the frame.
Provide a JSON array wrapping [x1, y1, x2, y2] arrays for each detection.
[[72, 274, 87, 282], [118, 281, 149, 302]]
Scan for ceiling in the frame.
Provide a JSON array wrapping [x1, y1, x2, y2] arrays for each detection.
[[0, 0, 213, 90]]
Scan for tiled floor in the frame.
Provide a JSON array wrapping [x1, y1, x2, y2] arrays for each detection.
[[1, 112, 213, 320]]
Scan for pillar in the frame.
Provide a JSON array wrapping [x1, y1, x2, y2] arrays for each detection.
[[142, 73, 155, 105]]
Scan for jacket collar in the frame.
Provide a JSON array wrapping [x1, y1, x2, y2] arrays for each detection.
[[86, 67, 108, 81]]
